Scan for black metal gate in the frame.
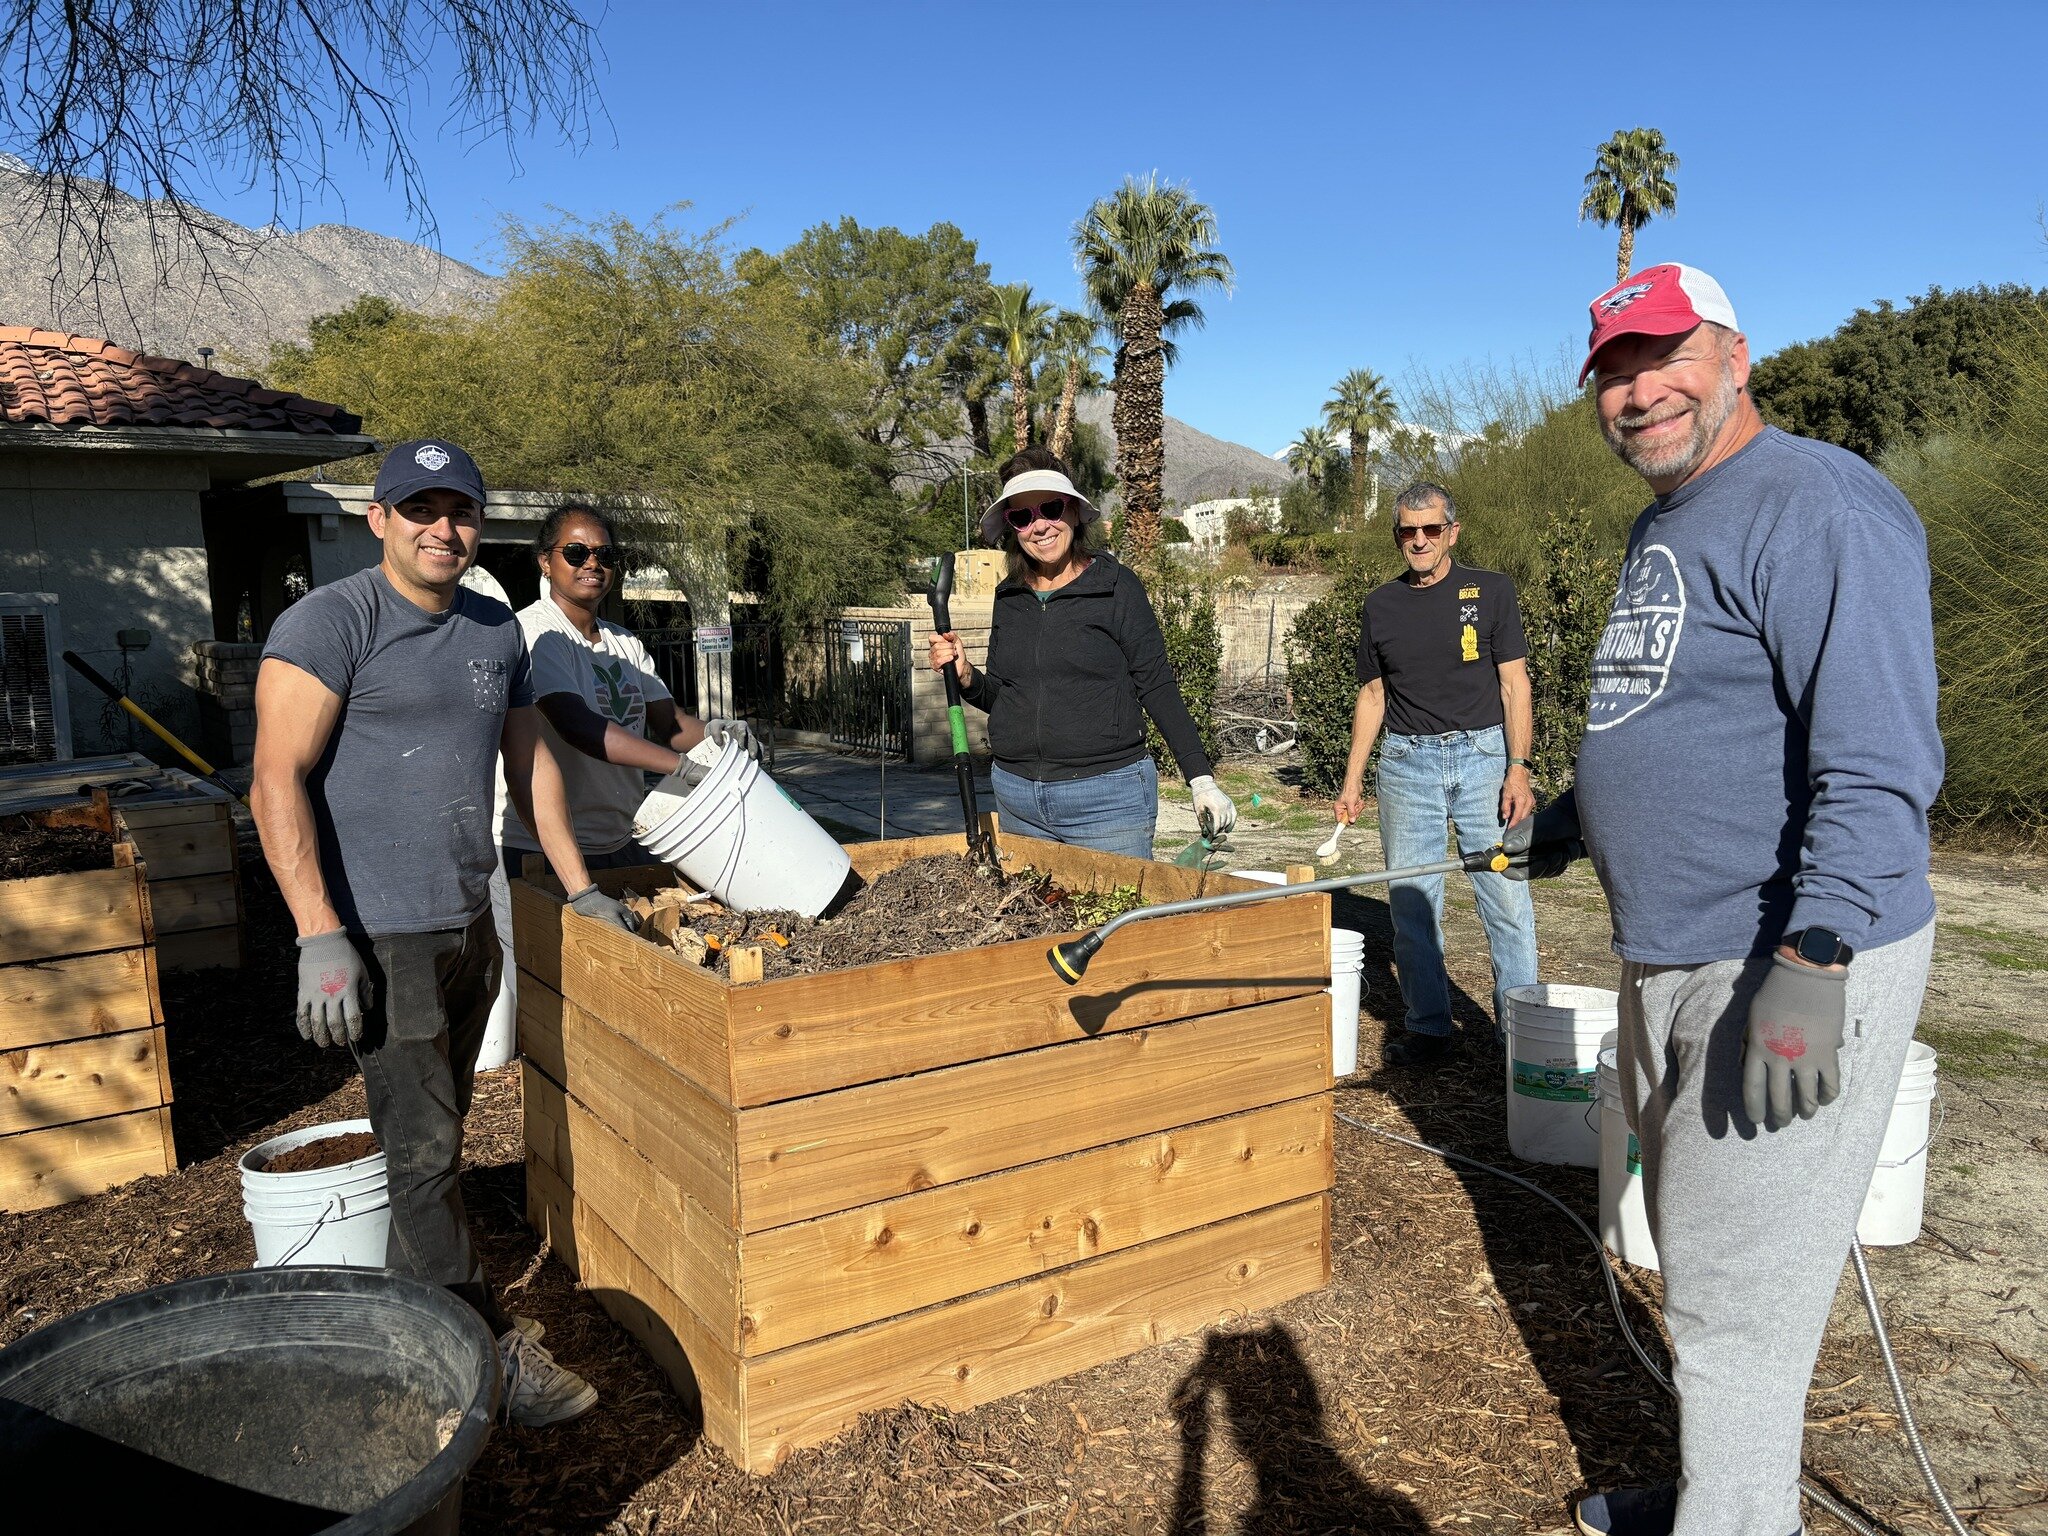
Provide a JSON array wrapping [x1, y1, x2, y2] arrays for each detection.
[[797, 618, 912, 758]]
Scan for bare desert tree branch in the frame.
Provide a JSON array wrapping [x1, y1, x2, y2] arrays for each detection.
[[0, 0, 603, 301]]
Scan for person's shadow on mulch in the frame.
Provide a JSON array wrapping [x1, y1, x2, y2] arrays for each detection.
[[1166, 1325, 1429, 1535]]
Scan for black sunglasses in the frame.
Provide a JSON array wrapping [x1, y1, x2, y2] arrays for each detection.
[[551, 541, 621, 570], [1396, 522, 1451, 542], [1005, 497, 1069, 531]]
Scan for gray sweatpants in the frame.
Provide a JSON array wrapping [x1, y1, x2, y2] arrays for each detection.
[[1620, 921, 1933, 1536]]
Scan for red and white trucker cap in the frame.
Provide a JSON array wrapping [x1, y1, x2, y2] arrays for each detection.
[[1579, 263, 1739, 383]]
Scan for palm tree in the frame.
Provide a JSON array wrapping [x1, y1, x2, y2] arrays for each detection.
[[1045, 308, 1108, 460], [1322, 369, 1397, 527], [1579, 127, 1680, 284], [1073, 173, 1233, 560], [1285, 423, 1340, 488], [977, 282, 1052, 452]]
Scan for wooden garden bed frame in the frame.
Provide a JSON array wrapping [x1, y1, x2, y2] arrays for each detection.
[[514, 830, 1334, 1471], [0, 794, 175, 1212]]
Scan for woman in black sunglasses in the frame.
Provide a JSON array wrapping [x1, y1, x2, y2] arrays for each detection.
[[486, 504, 760, 1046], [927, 447, 1235, 858]]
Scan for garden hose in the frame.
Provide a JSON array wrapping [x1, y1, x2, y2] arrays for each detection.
[[1048, 845, 1510, 983], [1333, 1110, 1976, 1536]]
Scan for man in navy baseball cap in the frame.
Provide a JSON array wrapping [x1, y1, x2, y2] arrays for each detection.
[[373, 437, 488, 510], [254, 430, 631, 1427]]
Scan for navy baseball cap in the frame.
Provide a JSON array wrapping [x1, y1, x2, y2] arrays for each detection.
[[373, 438, 487, 509]]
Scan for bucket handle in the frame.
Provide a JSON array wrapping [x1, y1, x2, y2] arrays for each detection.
[[1871, 1094, 1945, 1171], [270, 1191, 345, 1267]]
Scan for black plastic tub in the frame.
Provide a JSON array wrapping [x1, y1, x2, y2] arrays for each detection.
[[0, 1266, 499, 1535]]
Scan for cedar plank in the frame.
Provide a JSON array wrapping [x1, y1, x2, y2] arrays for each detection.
[[739, 1094, 1332, 1354], [741, 1194, 1330, 1472], [734, 992, 1331, 1232]]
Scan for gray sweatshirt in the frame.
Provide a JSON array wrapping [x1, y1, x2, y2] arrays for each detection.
[[1575, 427, 1941, 964]]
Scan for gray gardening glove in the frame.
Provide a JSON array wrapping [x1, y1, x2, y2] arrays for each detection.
[[704, 718, 763, 763], [1502, 788, 1585, 881], [567, 883, 640, 934], [296, 930, 371, 1049], [1742, 955, 1846, 1127], [1189, 776, 1237, 838]]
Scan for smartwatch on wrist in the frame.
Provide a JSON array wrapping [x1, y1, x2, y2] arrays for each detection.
[[1786, 927, 1854, 967]]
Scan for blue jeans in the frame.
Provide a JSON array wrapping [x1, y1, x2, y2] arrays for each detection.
[[991, 757, 1158, 861], [1375, 724, 1538, 1037]]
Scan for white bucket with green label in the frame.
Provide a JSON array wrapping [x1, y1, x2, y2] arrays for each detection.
[[1503, 983, 1614, 1166], [1597, 1036, 1660, 1271]]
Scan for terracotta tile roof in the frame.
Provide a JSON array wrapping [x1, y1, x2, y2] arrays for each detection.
[[0, 326, 362, 435]]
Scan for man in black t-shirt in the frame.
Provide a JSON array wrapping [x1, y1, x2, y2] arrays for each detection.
[[1333, 483, 1540, 1067]]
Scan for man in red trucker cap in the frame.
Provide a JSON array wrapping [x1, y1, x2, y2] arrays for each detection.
[[1504, 266, 1943, 1536]]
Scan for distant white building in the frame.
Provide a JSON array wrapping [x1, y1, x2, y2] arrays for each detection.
[[1171, 495, 1281, 550]]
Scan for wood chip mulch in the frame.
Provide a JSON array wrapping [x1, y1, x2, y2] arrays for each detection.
[[0, 833, 1975, 1534]]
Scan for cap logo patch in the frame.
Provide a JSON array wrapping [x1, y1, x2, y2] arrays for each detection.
[[414, 444, 451, 471], [1598, 281, 1655, 316]]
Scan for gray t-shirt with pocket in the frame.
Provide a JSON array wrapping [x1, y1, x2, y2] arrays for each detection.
[[263, 566, 535, 936]]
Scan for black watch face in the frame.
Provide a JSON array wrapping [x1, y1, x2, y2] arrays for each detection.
[[1797, 928, 1846, 966]]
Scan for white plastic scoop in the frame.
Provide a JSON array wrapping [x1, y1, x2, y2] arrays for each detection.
[[1315, 822, 1348, 862]]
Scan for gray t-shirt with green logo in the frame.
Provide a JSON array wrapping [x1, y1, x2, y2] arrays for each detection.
[[263, 566, 535, 936]]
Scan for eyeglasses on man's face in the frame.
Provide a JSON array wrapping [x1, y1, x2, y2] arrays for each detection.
[[1396, 521, 1450, 543], [552, 542, 621, 570]]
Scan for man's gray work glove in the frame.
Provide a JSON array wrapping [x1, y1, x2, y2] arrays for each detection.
[[296, 930, 371, 1049], [567, 883, 640, 934], [1502, 788, 1585, 881], [1742, 955, 1846, 1127], [703, 718, 763, 763]]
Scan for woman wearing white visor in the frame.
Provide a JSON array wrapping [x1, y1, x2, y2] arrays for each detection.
[[927, 447, 1235, 858]]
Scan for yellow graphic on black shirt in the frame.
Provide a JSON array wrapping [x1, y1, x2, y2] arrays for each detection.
[[1460, 623, 1479, 662], [1459, 585, 1480, 600]]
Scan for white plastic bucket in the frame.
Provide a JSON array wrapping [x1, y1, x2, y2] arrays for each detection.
[[1597, 1036, 1660, 1271], [239, 1119, 390, 1268], [1856, 1041, 1939, 1247], [1329, 928, 1365, 1078], [1232, 873, 1363, 1077], [633, 739, 851, 917], [1504, 983, 1615, 1166]]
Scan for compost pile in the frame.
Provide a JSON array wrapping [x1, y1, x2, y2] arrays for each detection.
[[0, 816, 112, 880], [623, 854, 1114, 980]]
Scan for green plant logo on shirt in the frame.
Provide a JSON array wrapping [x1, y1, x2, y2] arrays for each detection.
[[592, 658, 645, 727]]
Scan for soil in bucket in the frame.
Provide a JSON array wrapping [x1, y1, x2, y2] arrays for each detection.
[[263, 1131, 382, 1174]]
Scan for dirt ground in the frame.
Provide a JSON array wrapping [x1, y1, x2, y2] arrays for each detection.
[[1, 777, 2040, 1535]]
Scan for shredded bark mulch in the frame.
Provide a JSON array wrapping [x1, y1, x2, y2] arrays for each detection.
[[0, 818, 112, 880], [625, 855, 1083, 980], [0, 830, 1979, 1534], [261, 1131, 382, 1174]]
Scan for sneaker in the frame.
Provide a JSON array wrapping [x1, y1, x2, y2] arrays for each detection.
[[498, 1327, 598, 1427], [1381, 1031, 1453, 1068], [511, 1314, 545, 1345], [1572, 1485, 1677, 1535]]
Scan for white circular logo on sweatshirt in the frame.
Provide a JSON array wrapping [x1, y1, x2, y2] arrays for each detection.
[[1587, 544, 1686, 731]]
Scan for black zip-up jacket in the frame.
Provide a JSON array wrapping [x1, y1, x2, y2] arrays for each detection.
[[961, 555, 1213, 784]]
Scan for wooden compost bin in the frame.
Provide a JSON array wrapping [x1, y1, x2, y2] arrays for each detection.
[[0, 753, 244, 971], [513, 832, 1334, 1472], [0, 795, 175, 1212]]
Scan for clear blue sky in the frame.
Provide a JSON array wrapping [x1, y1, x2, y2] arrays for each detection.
[[211, 0, 2048, 455]]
